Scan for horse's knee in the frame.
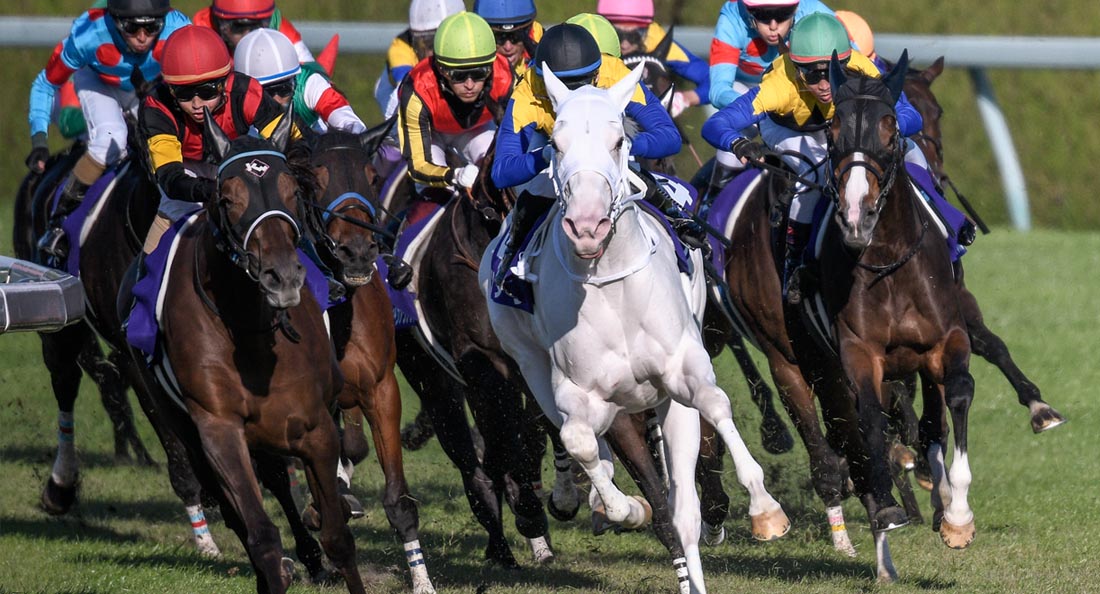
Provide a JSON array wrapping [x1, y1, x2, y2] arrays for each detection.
[[944, 371, 974, 411], [559, 422, 598, 463]]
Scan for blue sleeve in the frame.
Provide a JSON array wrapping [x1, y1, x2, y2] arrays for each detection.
[[709, 63, 741, 109], [709, 3, 750, 109], [701, 87, 765, 150], [29, 70, 60, 137], [390, 65, 412, 86], [667, 42, 710, 105], [491, 100, 548, 188], [895, 91, 923, 137], [625, 85, 681, 159]]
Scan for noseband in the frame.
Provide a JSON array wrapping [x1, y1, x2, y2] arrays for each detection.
[[214, 149, 301, 282]]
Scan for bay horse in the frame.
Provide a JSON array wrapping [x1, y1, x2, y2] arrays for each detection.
[[902, 57, 1065, 435], [289, 128, 436, 594], [137, 111, 363, 594], [817, 54, 976, 578], [484, 65, 789, 594], [12, 133, 223, 557]]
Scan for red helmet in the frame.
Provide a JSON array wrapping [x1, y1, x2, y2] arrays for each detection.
[[161, 25, 232, 85], [211, 0, 275, 20]]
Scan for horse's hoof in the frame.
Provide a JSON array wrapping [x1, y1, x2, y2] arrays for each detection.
[[625, 496, 653, 530], [760, 415, 795, 455], [702, 521, 726, 546], [872, 506, 909, 532], [750, 507, 790, 541], [591, 506, 614, 536], [889, 442, 917, 471], [1031, 406, 1067, 433], [484, 541, 519, 569], [547, 493, 580, 522], [280, 557, 297, 589], [41, 476, 79, 516], [940, 519, 975, 549], [302, 503, 321, 532], [341, 492, 365, 520]]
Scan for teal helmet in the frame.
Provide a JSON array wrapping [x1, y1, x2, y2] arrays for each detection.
[[788, 12, 852, 65]]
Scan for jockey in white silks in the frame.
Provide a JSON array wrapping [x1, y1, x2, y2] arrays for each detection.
[[483, 63, 790, 594]]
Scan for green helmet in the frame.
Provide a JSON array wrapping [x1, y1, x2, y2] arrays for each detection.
[[434, 11, 497, 68], [565, 13, 622, 58], [788, 13, 852, 65]]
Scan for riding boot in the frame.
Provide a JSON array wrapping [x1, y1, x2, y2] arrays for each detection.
[[493, 191, 554, 293], [384, 253, 413, 290], [299, 239, 346, 302], [636, 168, 709, 251], [38, 153, 104, 261], [783, 221, 812, 305]]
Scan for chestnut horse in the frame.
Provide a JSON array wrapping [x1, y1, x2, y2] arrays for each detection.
[[137, 113, 363, 594], [290, 128, 435, 594]]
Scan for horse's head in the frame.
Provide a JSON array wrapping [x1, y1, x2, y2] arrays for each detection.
[[903, 57, 946, 185], [292, 123, 391, 287], [204, 107, 304, 309], [543, 62, 644, 259], [621, 28, 676, 113], [828, 51, 908, 250]]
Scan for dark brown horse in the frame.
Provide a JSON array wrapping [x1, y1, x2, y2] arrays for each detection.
[[901, 57, 1064, 434], [817, 57, 977, 578], [11, 135, 227, 555], [290, 128, 435, 593], [139, 113, 363, 594]]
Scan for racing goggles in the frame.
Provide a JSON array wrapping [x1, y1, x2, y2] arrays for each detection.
[[749, 6, 797, 24], [796, 64, 832, 85], [264, 79, 297, 98], [220, 18, 265, 35], [441, 65, 493, 83], [493, 26, 530, 46], [117, 16, 165, 36], [169, 79, 225, 102], [560, 73, 598, 91], [614, 26, 647, 49]]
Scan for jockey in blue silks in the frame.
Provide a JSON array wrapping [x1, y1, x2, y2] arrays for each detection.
[[490, 23, 683, 293], [28, 0, 190, 260]]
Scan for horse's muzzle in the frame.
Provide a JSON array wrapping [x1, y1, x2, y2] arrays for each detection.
[[335, 237, 379, 286], [259, 259, 305, 309], [562, 215, 612, 259]]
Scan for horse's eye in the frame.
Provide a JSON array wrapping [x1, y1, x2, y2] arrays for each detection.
[[614, 138, 624, 150]]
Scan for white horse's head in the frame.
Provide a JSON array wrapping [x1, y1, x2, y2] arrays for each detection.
[[544, 62, 645, 259]]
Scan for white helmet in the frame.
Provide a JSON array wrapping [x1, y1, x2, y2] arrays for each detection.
[[409, 0, 464, 33], [233, 28, 300, 84]]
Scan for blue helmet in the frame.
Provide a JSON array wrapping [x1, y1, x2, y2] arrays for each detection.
[[474, 0, 536, 29]]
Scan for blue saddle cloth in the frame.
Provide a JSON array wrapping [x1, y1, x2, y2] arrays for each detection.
[[57, 164, 125, 276], [126, 208, 329, 362]]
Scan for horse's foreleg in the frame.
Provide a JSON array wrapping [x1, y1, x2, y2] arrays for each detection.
[[695, 419, 729, 546], [546, 426, 581, 521], [726, 333, 793, 454], [39, 326, 85, 515], [958, 283, 1064, 432], [255, 452, 330, 585], [297, 420, 366, 594], [938, 333, 976, 549], [195, 417, 292, 594], [362, 372, 435, 594], [560, 412, 647, 528]]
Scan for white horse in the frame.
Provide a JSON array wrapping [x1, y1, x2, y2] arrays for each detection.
[[481, 64, 790, 594]]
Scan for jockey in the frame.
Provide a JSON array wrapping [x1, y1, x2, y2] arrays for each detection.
[[233, 28, 367, 135], [490, 23, 682, 292], [565, 13, 622, 59], [374, 0, 465, 117], [28, 0, 190, 260], [474, 0, 544, 77], [139, 25, 300, 259], [597, 0, 710, 118], [192, 0, 314, 62], [701, 13, 922, 303], [705, 0, 835, 201]]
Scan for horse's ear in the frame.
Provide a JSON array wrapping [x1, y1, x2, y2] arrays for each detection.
[[202, 106, 232, 162], [609, 63, 645, 113], [658, 82, 675, 113], [542, 63, 571, 110], [360, 115, 396, 156], [883, 49, 909, 103], [654, 26, 675, 61], [269, 103, 295, 153], [921, 56, 945, 86], [828, 51, 848, 90]]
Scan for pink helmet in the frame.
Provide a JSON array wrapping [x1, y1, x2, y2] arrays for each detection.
[[742, 0, 799, 8], [597, 0, 654, 26]]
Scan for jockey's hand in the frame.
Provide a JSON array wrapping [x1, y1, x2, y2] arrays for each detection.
[[26, 133, 50, 174], [731, 137, 766, 164], [453, 164, 479, 189], [669, 90, 698, 119], [540, 143, 554, 167]]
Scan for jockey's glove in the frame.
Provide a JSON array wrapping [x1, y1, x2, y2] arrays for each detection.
[[26, 133, 50, 174], [453, 164, 479, 189], [731, 137, 766, 163]]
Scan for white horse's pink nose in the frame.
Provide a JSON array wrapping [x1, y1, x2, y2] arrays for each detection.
[[562, 215, 612, 258]]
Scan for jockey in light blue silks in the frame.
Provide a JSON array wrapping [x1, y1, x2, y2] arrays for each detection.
[[28, 0, 191, 259]]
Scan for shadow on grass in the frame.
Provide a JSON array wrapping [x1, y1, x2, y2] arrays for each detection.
[[0, 515, 142, 545], [0, 444, 154, 469]]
